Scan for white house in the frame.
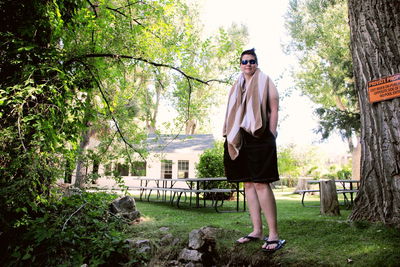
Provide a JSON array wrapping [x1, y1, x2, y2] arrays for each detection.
[[86, 134, 216, 188]]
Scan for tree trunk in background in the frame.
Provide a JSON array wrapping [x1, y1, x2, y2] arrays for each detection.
[[348, 0, 400, 225], [185, 119, 197, 134], [74, 129, 92, 188]]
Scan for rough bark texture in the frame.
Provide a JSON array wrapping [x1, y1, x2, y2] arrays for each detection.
[[348, 0, 400, 225], [320, 180, 340, 216], [352, 141, 361, 180]]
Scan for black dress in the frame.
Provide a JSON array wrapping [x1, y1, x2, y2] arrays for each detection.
[[223, 128, 279, 183]]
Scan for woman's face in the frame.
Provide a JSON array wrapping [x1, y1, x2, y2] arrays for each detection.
[[240, 54, 258, 77]]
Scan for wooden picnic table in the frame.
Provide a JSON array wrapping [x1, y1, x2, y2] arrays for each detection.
[[297, 179, 360, 208], [129, 177, 246, 212]]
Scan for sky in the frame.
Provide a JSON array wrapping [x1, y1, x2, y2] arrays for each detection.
[[197, 0, 349, 155]]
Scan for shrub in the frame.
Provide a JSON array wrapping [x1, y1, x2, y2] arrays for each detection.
[[3, 192, 145, 267], [195, 141, 235, 200]]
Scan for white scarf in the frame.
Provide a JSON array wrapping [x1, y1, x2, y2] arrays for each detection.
[[223, 69, 276, 160]]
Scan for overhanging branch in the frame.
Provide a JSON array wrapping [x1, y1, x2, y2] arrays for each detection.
[[68, 53, 227, 85]]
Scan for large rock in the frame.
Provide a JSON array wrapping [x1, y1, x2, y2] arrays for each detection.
[[110, 196, 140, 220], [178, 248, 203, 262], [179, 227, 218, 266]]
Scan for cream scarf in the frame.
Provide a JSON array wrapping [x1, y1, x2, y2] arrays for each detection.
[[223, 68, 275, 160]]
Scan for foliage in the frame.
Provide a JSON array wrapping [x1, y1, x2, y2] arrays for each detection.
[[285, 0, 360, 149], [2, 192, 145, 267], [0, 0, 92, 231], [195, 141, 235, 199], [196, 141, 225, 178], [0, 0, 245, 235]]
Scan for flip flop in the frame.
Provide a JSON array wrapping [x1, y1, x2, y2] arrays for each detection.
[[262, 239, 286, 252], [236, 235, 261, 244]]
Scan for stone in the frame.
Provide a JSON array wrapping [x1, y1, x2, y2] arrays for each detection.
[[126, 239, 152, 254], [178, 248, 203, 262], [110, 196, 140, 221], [188, 229, 205, 250], [160, 233, 180, 246]]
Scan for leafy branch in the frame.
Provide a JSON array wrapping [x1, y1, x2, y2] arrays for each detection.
[[68, 53, 227, 85]]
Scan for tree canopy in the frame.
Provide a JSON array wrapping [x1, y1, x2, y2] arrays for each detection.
[[0, 0, 247, 229], [285, 0, 360, 151]]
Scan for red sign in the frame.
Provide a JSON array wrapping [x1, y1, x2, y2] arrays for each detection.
[[368, 73, 400, 103]]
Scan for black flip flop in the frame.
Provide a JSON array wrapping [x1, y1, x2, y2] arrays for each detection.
[[262, 239, 286, 252]]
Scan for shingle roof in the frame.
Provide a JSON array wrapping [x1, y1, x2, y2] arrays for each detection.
[[146, 134, 215, 153]]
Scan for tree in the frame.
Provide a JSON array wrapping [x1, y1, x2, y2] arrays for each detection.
[[285, 0, 360, 151], [347, 0, 400, 225], [0, 0, 244, 229], [195, 141, 235, 199]]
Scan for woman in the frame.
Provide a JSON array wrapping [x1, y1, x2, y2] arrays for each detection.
[[223, 48, 285, 252]]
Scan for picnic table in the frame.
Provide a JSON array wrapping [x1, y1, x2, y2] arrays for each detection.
[[129, 177, 246, 213], [297, 179, 360, 208]]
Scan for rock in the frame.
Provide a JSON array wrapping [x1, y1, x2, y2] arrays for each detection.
[[160, 233, 180, 246], [159, 227, 169, 232], [188, 229, 205, 250], [110, 196, 140, 221], [126, 239, 152, 254], [178, 248, 203, 262]]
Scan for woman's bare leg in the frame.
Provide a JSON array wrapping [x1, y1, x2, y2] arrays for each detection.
[[253, 183, 279, 249], [236, 182, 263, 242]]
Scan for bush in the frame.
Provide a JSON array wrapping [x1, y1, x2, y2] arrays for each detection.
[[195, 141, 235, 200], [2, 192, 145, 267]]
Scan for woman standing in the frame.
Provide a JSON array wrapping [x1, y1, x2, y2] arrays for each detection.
[[223, 48, 285, 252]]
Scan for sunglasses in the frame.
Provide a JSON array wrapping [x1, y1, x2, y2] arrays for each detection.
[[241, 59, 257, 65]]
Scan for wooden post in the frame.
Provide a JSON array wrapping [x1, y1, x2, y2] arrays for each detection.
[[320, 180, 340, 216]]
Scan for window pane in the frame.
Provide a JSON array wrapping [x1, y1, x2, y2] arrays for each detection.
[[104, 163, 112, 176], [131, 161, 146, 176], [161, 160, 172, 179], [116, 163, 129, 176], [178, 160, 189, 178]]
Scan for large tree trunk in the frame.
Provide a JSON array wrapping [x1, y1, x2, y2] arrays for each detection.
[[348, 0, 400, 225], [73, 129, 91, 188], [351, 139, 361, 180]]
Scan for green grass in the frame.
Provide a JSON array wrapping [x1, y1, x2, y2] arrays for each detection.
[[127, 189, 400, 266]]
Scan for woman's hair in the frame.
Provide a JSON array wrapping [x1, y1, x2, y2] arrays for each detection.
[[240, 48, 258, 64]]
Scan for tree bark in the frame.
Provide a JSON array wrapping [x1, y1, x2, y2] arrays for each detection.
[[351, 139, 361, 180], [320, 180, 340, 216], [348, 0, 400, 225]]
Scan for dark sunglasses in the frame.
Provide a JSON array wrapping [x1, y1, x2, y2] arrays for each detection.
[[241, 59, 257, 65]]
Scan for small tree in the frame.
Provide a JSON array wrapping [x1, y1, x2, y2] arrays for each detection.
[[195, 141, 234, 199], [278, 144, 303, 187]]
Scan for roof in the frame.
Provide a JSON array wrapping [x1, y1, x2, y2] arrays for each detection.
[[146, 134, 215, 153]]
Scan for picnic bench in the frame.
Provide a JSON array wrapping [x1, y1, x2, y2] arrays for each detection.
[[128, 178, 246, 213], [296, 179, 359, 208]]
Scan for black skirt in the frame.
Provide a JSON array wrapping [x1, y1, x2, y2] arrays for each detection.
[[224, 129, 279, 183]]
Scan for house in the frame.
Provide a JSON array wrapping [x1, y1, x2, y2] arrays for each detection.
[[88, 134, 216, 188]]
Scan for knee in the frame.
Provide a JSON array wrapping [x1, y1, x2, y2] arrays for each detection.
[[254, 183, 270, 192]]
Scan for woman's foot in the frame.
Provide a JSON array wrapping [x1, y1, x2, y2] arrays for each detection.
[[236, 234, 262, 244]]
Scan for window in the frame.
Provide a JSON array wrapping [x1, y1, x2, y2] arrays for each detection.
[[92, 159, 100, 184], [92, 160, 99, 175], [161, 160, 172, 179], [104, 163, 112, 176], [116, 163, 129, 176], [178, 160, 189, 178], [131, 161, 146, 176]]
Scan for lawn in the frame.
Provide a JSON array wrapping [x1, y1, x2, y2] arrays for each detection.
[[127, 189, 400, 266]]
